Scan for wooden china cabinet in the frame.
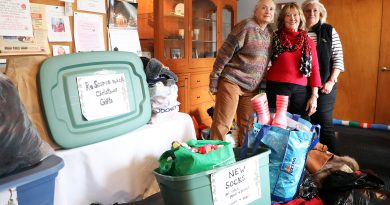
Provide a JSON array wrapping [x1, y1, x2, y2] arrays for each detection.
[[138, 0, 236, 126]]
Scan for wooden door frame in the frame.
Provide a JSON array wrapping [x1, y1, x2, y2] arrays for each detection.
[[374, 0, 390, 124], [322, 0, 382, 123]]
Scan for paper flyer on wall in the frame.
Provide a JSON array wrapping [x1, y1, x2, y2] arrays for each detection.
[[77, 0, 106, 14], [74, 12, 105, 52], [46, 5, 72, 42], [0, 0, 33, 37], [0, 3, 50, 56], [108, 0, 138, 29], [108, 28, 141, 56]]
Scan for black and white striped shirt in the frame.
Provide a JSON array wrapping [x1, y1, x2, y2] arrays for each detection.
[[308, 28, 345, 72]]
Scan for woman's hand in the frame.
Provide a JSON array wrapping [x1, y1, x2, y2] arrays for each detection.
[[306, 95, 318, 116], [321, 81, 335, 94]]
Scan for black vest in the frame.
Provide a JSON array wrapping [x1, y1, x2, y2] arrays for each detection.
[[311, 22, 333, 84]]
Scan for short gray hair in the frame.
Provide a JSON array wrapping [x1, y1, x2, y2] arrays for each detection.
[[254, 0, 275, 16], [301, 0, 327, 23]]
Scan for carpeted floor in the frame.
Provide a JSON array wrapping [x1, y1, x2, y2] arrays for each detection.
[[335, 125, 390, 191]]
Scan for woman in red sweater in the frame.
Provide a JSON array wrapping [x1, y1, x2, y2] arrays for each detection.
[[266, 2, 321, 119]]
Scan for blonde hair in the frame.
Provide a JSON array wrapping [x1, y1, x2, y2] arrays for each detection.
[[277, 2, 306, 31], [301, 0, 327, 23]]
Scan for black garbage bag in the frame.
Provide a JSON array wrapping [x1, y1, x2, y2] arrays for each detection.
[[0, 73, 54, 177], [319, 170, 389, 205], [298, 169, 320, 200], [320, 189, 390, 205], [321, 170, 384, 192]]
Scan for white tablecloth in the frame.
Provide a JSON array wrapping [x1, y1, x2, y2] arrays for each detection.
[[54, 112, 196, 205]]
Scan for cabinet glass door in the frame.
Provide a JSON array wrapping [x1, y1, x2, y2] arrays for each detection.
[[191, 0, 217, 59], [222, 6, 233, 42], [163, 0, 186, 60], [138, 0, 154, 58]]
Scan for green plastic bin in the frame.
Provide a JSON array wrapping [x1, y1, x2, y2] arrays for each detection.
[[153, 148, 271, 205], [39, 51, 151, 149]]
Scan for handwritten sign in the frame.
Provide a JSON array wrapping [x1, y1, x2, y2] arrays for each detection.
[[77, 73, 130, 121], [211, 156, 261, 205], [0, 188, 17, 205], [0, 0, 33, 36]]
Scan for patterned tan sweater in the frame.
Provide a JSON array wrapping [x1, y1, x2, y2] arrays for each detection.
[[209, 17, 273, 93]]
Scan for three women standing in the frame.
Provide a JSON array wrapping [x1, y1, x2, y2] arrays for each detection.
[[210, 1, 344, 152]]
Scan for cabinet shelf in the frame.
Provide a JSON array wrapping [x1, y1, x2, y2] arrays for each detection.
[[164, 13, 185, 18], [193, 17, 216, 22], [192, 40, 216, 43], [164, 38, 185, 41]]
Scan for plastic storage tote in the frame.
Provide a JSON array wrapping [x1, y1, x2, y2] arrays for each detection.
[[154, 148, 271, 205], [39, 51, 151, 149], [0, 155, 64, 205], [39, 51, 152, 148]]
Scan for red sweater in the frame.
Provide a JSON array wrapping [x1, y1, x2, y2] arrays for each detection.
[[267, 29, 322, 88]]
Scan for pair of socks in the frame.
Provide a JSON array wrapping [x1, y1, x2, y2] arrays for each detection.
[[251, 94, 288, 129]]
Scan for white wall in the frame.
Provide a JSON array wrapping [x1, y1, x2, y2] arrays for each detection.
[[237, 0, 304, 21]]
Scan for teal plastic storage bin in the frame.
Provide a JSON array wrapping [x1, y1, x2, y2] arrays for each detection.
[[39, 51, 151, 148], [0, 155, 64, 205], [154, 148, 271, 205]]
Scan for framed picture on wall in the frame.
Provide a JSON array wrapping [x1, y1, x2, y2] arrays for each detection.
[[108, 0, 138, 29], [170, 48, 181, 59], [53, 45, 70, 56]]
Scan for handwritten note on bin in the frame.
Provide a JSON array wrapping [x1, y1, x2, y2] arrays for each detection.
[[77, 73, 130, 121], [211, 156, 261, 205]]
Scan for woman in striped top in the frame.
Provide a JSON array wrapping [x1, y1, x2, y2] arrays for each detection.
[[302, 0, 345, 154]]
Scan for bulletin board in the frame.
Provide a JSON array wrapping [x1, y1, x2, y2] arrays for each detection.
[[33, 0, 108, 54], [0, 0, 149, 149], [0, 0, 109, 58], [0, 0, 156, 61]]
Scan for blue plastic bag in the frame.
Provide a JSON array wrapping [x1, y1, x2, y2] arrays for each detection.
[[240, 113, 320, 204]]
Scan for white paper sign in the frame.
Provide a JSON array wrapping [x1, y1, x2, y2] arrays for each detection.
[[77, 0, 106, 14], [0, 188, 18, 205], [74, 12, 105, 52], [108, 28, 141, 56], [211, 156, 261, 205], [46, 5, 72, 42], [0, 3, 50, 56], [77, 73, 131, 121], [0, 0, 33, 37]]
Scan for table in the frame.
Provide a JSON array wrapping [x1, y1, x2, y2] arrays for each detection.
[[54, 112, 196, 205]]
